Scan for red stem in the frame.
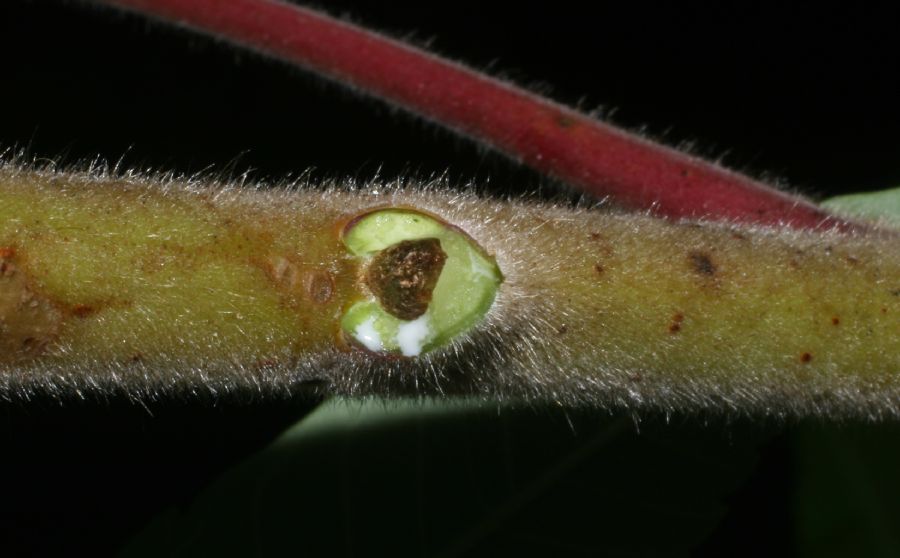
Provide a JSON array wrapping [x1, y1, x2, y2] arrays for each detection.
[[96, 0, 862, 232]]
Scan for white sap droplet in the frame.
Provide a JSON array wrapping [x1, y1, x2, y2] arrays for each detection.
[[354, 317, 383, 352], [396, 315, 431, 357]]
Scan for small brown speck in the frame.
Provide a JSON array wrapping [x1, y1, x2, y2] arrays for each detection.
[[831, 316, 840, 326], [556, 324, 568, 335], [589, 232, 602, 241], [71, 304, 94, 318], [0, 254, 61, 362], [593, 263, 604, 275], [800, 352, 813, 363], [303, 270, 334, 304], [669, 312, 685, 334], [688, 251, 717, 276]]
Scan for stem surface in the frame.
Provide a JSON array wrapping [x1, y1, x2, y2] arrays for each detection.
[[2, 166, 898, 417]]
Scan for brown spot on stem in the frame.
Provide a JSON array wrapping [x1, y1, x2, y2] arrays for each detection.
[[366, 238, 447, 320], [71, 304, 95, 318], [668, 312, 685, 334], [262, 256, 335, 305], [302, 270, 334, 304], [688, 251, 717, 276], [255, 358, 279, 370], [0, 249, 61, 362], [800, 352, 813, 364]]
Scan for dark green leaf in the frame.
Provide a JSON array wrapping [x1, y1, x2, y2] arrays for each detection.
[[792, 422, 900, 558], [121, 399, 762, 557]]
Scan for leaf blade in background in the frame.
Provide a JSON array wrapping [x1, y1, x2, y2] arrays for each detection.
[[792, 422, 900, 558], [121, 399, 764, 557], [820, 186, 900, 228]]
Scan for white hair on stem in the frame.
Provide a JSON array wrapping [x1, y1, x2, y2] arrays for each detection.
[[0, 156, 898, 420]]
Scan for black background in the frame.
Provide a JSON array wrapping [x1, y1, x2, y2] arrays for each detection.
[[2, 1, 899, 555]]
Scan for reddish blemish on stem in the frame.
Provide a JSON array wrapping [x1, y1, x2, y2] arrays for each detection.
[[302, 270, 335, 305], [669, 313, 685, 334], [95, 0, 867, 232], [0, 248, 62, 361], [71, 304, 96, 318], [688, 251, 717, 277], [261, 255, 335, 305]]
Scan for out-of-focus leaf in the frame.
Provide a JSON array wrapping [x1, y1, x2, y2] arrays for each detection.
[[820, 186, 900, 227], [121, 399, 763, 557], [792, 422, 900, 558]]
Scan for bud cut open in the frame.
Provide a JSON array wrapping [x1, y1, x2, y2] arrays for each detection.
[[341, 209, 502, 357]]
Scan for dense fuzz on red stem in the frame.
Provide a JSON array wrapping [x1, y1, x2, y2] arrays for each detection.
[[98, 0, 861, 232]]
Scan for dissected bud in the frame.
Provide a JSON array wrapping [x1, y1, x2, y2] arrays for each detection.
[[341, 209, 502, 357]]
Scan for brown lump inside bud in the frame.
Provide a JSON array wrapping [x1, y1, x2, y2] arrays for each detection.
[[365, 238, 447, 320]]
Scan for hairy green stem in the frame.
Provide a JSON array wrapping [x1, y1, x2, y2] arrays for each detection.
[[1, 163, 898, 418]]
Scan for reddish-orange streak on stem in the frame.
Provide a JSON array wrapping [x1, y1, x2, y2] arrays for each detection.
[[98, 0, 860, 231]]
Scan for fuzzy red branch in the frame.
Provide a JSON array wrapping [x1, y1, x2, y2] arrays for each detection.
[[95, 0, 862, 231]]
